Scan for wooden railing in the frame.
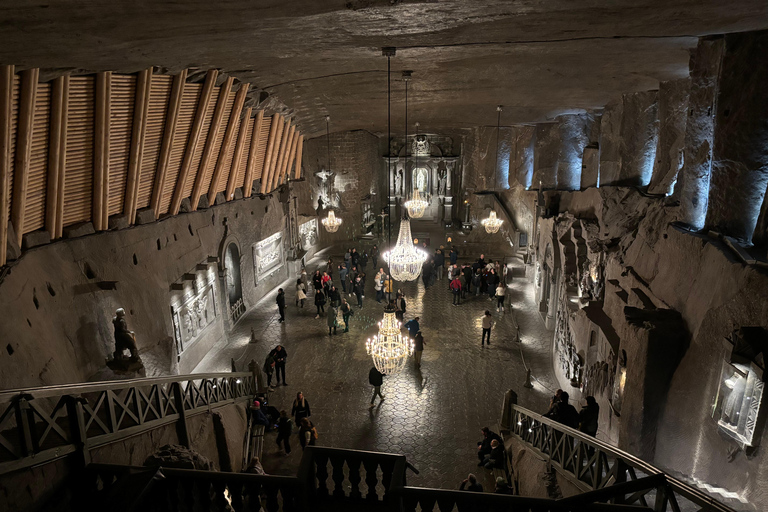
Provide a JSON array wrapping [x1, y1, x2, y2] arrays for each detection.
[[0, 372, 256, 475], [507, 405, 737, 512]]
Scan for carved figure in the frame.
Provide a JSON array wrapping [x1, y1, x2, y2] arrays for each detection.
[[395, 169, 403, 196], [437, 166, 447, 196], [414, 167, 428, 193], [113, 308, 139, 361], [316, 196, 325, 216]]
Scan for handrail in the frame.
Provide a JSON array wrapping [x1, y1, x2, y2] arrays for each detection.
[[0, 371, 253, 401], [508, 404, 738, 512]]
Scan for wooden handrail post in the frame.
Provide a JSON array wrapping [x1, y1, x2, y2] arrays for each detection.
[[173, 381, 190, 448], [500, 388, 517, 430], [67, 395, 92, 467]]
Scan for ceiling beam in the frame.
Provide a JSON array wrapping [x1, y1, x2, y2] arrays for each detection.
[[274, 123, 296, 190], [293, 134, 304, 180], [259, 114, 281, 195], [0, 65, 14, 265], [170, 69, 217, 216], [47, 75, 68, 240], [283, 129, 300, 185], [208, 82, 248, 202], [227, 106, 252, 201], [151, 69, 186, 218], [124, 67, 152, 224], [11, 68, 39, 245], [242, 109, 264, 198], [93, 71, 111, 231]]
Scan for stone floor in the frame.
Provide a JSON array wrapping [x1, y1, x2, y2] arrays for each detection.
[[194, 245, 557, 491]]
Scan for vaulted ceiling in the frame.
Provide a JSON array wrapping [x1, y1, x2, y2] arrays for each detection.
[[3, 0, 768, 138]]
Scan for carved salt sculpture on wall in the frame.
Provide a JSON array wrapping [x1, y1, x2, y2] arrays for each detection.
[[554, 293, 583, 387], [253, 232, 284, 284], [171, 275, 217, 356], [299, 220, 318, 251]]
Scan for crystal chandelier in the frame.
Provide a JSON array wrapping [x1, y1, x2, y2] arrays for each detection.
[[322, 210, 342, 233], [383, 217, 427, 281], [404, 188, 428, 218], [366, 306, 414, 375], [481, 210, 503, 234]]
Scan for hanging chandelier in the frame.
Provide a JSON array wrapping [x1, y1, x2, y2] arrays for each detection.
[[482, 105, 504, 234], [404, 188, 428, 218], [481, 210, 503, 234], [321, 115, 342, 233], [322, 210, 342, 233], [383, 216, 427, 281], [366, 306, 414, 375]]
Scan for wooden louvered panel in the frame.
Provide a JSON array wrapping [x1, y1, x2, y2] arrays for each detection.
[[23, 83, 50, 233], [253, 116, 271, 181], [160, 83, 201, 214], [136, 75, 171, 210], [7, 76, 19, 221], [62, 77, 94, 227], [200, 91, 235, 196], [183, 85, 218, 198], [236, 116, 254, 190], [107, 74, 136, 216], [215, 113, 241, 194]]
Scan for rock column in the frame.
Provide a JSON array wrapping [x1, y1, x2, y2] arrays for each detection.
[[648, 79, 690, 196]]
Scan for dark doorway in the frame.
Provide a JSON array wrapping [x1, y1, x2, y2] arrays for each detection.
[[225, 243, 243, 311]]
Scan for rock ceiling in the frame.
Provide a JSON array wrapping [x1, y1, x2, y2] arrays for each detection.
[[2, 0, 768, 138]]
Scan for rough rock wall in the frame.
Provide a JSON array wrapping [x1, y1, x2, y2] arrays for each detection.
[[301, 130, 384, 243], [0, 192, 295, 389], [648, 78, 690, 196]]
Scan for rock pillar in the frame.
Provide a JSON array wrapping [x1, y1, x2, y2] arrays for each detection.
[[648, 79, 690, 196], [534, 123, 559, 189]]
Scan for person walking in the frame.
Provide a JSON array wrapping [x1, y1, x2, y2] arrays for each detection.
[[291, 392, 311, 425], [269, 345, 288, 385], [326, 257, 334, 276], [449, 246, 459, 266], [298, 418, 318, 450], [374, 269, 384, 303], [404, 317, 420, 340], [487, 269, 499, 300], [348, 266, 358, 296], [395, 293, 407, 322], [360, 251, 369, 272], [326, 304, 338, 335], [340, 299, 353, 332], [275, 410, 292, 455], [328, 285, 341, 307], [383, 274, 394, 295], [369, 366, 385, 408], [263, 354, 276, 389], [414, 331, 425, 368], [353, 276, 365, 308], [276, 288, 286, 323], [295, 278, 307, 308], [495, 283, 506, 312], [371, 245, 379, 268], [312, 270, 323, 293], [338, 263, 348, 293], [314, 288, 326, 319], [481, 310, 494, 346], [321, 271, 332, 294], [450, 274, 463, 305], [435, 249, 445, 280], [422, 258, 433, 289]]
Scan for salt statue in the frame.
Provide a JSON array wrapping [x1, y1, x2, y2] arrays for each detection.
[[113, 308, 140, 362]]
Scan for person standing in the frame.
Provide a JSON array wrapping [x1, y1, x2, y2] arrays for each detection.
[[371, 245, 379, 268], [434, 249, 445, 281], [395, 293, 406, 322], [314, 288, 326, 319], [295, 278, 307, 308], [269, 345, 288, 385], [473, 269, 482, 296], [368, 366, 385, 408], [578, 396, 600, 437], [326, 304, 338, 335], [413, 331, 425, 368], [275, 410, 292, 455], [348, 266, 359, 296], [328, 285, 341, 307], [374, 269, 384, 303], [321, 271, 332, 294], [326, 257, 334, 277], [360, 251, 368, 272], [338, 263, 348, 293], [495, 283, 506, 312], [450, 274, 463, 305], [421, 258, 433, 289], [299, 417, 318, 450], [263, 354, 276, 390], [462, 264, 473, 298], [340, 299, 353, 332], [404, 317, 420, 340], [312, 270, 323, 293], [487, 269, 499, 300], [481, 310, 494, 346], [384, 274, 394, 295], [291, 392, 311, 425], [276, 288, 286, 323], [351, 248, 359, 268], [450, 246, 459, 266], [353, 276, 364, 308], [344, 249, 352, 269]]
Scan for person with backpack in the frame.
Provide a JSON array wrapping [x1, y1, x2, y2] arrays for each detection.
[[299, 417, 318, 450], [450, 274, 463, 305], [276, 410, 292, 454]]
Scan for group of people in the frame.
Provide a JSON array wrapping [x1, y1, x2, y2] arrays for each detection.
[[544, 389, 600, 437], [448, 253, 507, 311], [457, 426, 514, 495]]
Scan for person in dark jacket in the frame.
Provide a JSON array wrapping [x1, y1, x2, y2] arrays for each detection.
[[413, 331, 425, 368], [351, 248, 359, 267], [250, 400, 269, 426], [404, 317, 420, 340], [275, 409, 292, 454], [338, 264, 348, 293], [353, 277, 365, 308], [578, 396, 600, 437], [371, 245, 379, 268], [299, 417, 318, 450], [545, 391, 579, 429], [486, 269, 498, 300], [312, 270, 323, 292], [340, 299, 353, 332], [326, 305, 338, 335], [314, 289, 326, 318], [276, 288, 286, 323], [450, 246, 459, 266], [422, 259, 433, 288], [263, 354, 276, 389], [481, 439, 505, 469], [494, 476, 514, 494], [368, 366, 385, 408], [459, 473, 483, 492], [395, 293, 406, 322], [291, 392, 311, 424], [328, 286, 341, 307], [434, 249, 445, 280], [462, 264, 473, 297], [360, 251, 368, 271], [269, 345, 288, 386], [477, 427, 503, 464]]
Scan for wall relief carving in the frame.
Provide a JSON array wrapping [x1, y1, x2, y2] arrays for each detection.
[[253, 232, 284, 284]]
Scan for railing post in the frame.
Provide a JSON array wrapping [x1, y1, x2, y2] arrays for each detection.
[[13, 394, 34, 457], [66, 395, 91, 467], [173, 381, 190, 448], [500, 389, 517, 430]]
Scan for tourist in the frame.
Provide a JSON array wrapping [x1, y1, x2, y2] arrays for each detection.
[[360, 251, 369, 271], [351, 248, 359, 267], [434, 249, 445, 280], [481, 310, 494, 346], [326, 304, 338, 335], [250, 400, 270, 426], [374, 268, 384, 303], [295, 278, 307, 308], [326, 257, 334, 276], [275, 410, 292, 455], [269, 345, 288, 385], [312, 270, 323, 292], [545, 391, 579, 428], [473, 268, 482, 296], [328, 285, 341, 307], [263, 354, 276, 389], [368, 366, 385, 408], [291, 391, 311, 425], [299, 417, 318, 450], [245, 457, 266, 475], [276, 288, 286, 323], [404, 317, 420, 339], [384, 274, 394, 295], [487, 269, 499, 300], [339, 263, 348, 293], [314, 288, 326, 318], [494, 476, 513, 495], [450, 246, 458, 266], [578, 396, 600, 437], [546, 389, 563, 416], [340, 298, 353, 332], [477, 426, 503, 464], [321, 271, 332, 293], [371, 244, 379, 268], [344, 248, 352, 269], [422, 258, 433, 289], [413, 331, 425, 368], [462, 264, 473, 298], [459, 473, 483, 492], [395, 292, 406, 322], [348, 265, 359, 295], [353, 276, 365, 308], [495, 283, 506, 312], [480, 439, 505, 469], [450, 274, 462, 305]]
